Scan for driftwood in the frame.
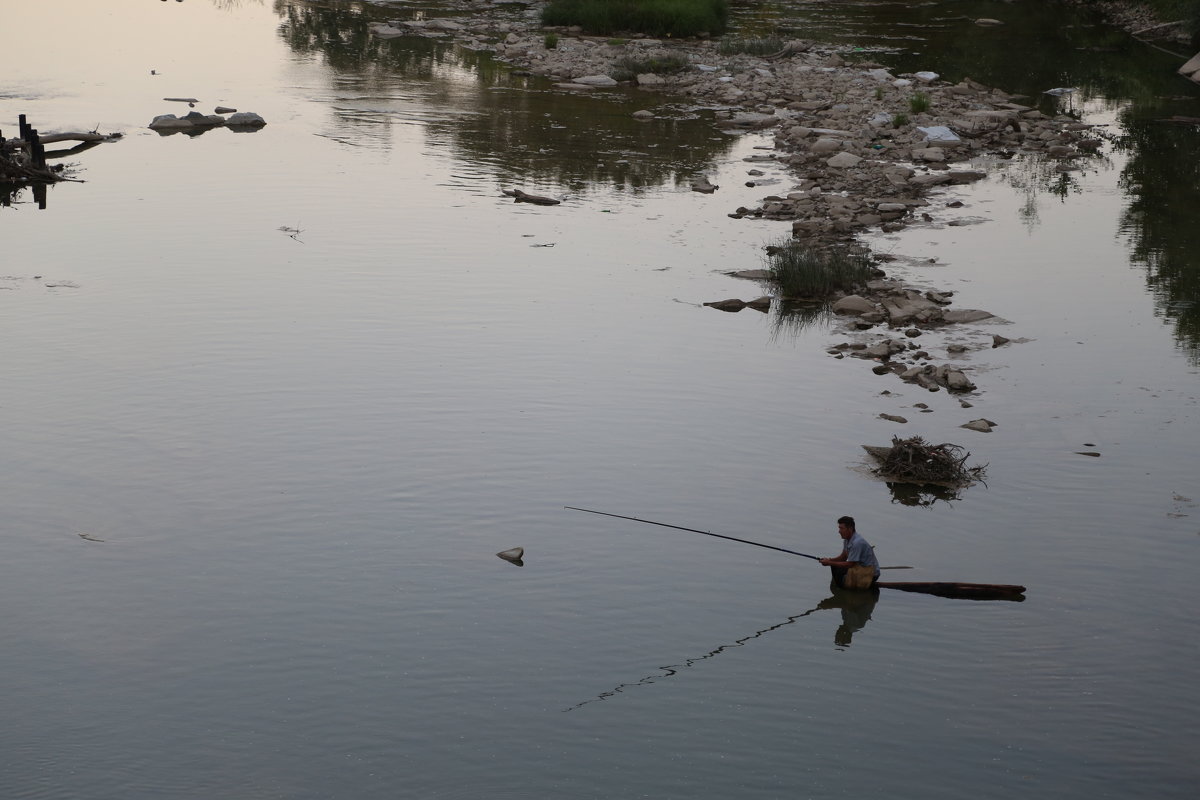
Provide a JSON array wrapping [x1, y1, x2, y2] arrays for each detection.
[[863, 435, 986, 487], [3, 117, 118, 187], [503, 188, 560, 205], [36, 131, 122, 145]]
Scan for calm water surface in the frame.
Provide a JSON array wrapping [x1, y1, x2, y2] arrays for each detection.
[[2, 1, 1198, 798]]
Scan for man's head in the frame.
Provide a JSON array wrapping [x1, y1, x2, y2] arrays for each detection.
[[837, 516, 855, 540]]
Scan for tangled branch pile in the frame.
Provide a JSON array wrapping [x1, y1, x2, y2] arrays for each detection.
[[869, 435, 986, 486]]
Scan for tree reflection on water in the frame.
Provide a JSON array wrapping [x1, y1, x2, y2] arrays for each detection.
[[273, 0, 737, 194]]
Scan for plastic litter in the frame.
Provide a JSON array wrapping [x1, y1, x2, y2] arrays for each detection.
[[917, 125, 961, 143]]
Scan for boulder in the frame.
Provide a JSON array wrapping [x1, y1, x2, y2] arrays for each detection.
[[827, 152, 863, 168], [832, 295, 876, 315], [148, 114, 192, 130], [226, 112, 266, 127], [574, 74, 619, 87], [961, 418, 996, 432], [810, 136, 843, 153], [942, 309, 995, 323], [912, 147, 946, 162]]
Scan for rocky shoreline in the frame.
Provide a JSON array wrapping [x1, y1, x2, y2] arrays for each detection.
[[365, 1, 1116, 463]]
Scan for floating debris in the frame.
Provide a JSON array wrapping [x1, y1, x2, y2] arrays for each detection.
[[863, 435, 986, 487], [496, 546, 524, 566]]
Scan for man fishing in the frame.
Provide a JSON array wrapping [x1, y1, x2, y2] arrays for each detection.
[[819, 516, 880, 589]]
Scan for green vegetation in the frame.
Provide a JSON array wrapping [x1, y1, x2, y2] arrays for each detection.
[[892, 112, 910, 128], [908, 92, 931, 113], [718, 37, 784, 57], [610, 54, 690, 81], [873, 86, 885, 100], [544, 32, 559, 49], [765, 241, 874, 299], [541, 0, 729, 38]]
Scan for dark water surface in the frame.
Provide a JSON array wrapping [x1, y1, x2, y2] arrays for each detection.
[[2, 1, 1198, 798]]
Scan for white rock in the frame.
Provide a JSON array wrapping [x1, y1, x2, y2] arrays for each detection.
[[369, 23, 407, 38], [1179, 52, 1200, 78], [913, 71, 939, 83], [636, 73, 665, 86], [632, 110, 654, 120], [574, 74, 618, 87]]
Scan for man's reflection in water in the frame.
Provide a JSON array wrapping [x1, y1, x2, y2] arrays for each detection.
[[565, 582, 882, 710], [817, 581, 879, 648]]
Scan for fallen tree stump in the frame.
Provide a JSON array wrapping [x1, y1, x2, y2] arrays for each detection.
[[503, 188, 561, 205]]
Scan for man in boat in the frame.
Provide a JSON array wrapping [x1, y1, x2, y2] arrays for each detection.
[[819, 516, 880, 590]]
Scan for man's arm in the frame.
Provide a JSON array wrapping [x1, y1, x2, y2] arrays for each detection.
[[819, 547, 850, 567]]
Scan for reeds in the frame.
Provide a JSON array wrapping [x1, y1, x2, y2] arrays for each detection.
[[765, 240, 874, 298]]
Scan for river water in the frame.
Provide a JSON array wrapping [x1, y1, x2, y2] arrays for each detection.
[[2, 1, 1198, 798]]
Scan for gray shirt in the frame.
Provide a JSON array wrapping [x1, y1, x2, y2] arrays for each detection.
[[845, 532, 880, 579]]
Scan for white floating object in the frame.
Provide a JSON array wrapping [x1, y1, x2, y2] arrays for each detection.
[[1044, 87, 1077, 96]]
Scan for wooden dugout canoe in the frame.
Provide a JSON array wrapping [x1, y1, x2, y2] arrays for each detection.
[[874, 581, 1026, 601]]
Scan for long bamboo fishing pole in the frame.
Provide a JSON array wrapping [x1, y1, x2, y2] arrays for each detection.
[[564, 506, 822, 561]]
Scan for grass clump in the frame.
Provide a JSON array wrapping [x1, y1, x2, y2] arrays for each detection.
[[908, 92, 931, 113], [544, 32, 559, 49], [765, 241, 874, 299], [610, 54, 690, 81], [541, 0, 729, 38], [718, 37, 784, 57], [892, 112, 910, 128]]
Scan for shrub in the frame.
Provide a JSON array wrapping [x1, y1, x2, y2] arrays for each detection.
[[541, 0, 729, 38], [718, 37, 784, 57], [908, 92, 931, 113], [765, 241, 874, 299], [610, 54, 690, 81]]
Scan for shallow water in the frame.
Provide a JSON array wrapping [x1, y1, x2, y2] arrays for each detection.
[[2, 1, 1198, 798]]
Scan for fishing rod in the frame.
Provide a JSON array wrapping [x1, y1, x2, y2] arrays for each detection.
[[564, 506, 822, 561]]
